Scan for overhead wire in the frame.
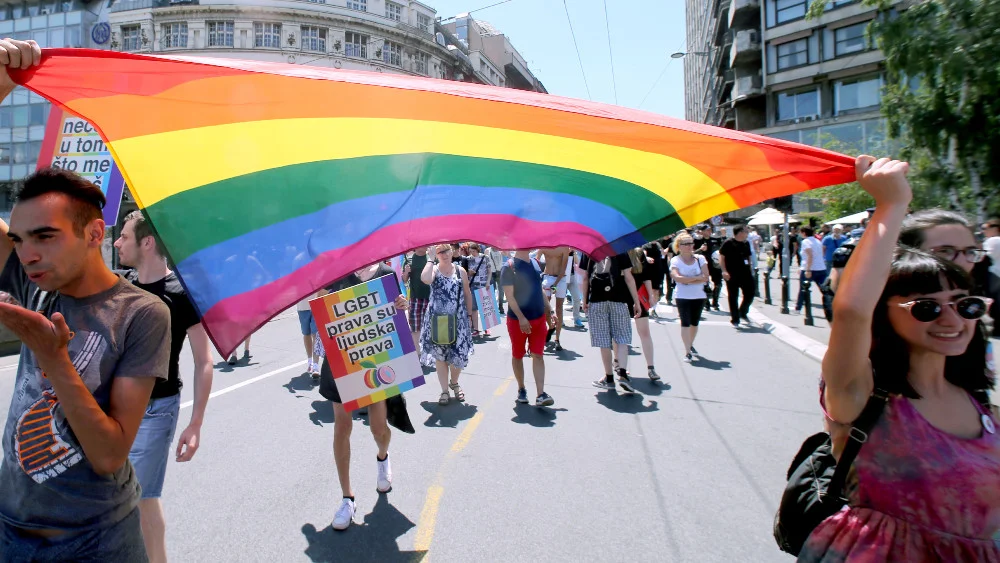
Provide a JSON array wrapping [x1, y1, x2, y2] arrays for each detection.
[[562, 0, 591, 101], [638, 37, 687, 110], [602, 0, 618, 105]]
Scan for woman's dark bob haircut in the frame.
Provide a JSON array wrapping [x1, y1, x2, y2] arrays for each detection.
[[870, 247, 992, 399]]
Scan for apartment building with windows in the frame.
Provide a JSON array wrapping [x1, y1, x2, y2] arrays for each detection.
[[683, 0, 765, 132], [438, 14, 546, 92], [684, 0, 901, 214], [108, 0, 453, 79]]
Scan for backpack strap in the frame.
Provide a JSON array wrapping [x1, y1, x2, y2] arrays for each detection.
[[827, 387, 889, 498]]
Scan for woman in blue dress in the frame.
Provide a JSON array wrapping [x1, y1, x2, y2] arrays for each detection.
[[420, 244, 475, 405]]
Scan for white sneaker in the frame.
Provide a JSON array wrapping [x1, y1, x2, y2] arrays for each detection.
[[376, 455, 392, 493], [307, 360, 316, 374], [332, 497, 355, 530]]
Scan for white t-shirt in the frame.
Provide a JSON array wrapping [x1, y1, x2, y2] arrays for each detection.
[[670, 255, 708, 300], [799, 236, 826, 271], [296, 291, 320, 312], [984, 237, 1000, 278]]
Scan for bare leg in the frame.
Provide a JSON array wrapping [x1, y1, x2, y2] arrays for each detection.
[[635, 317, 654, 368], [138, 498, 167, 563], [512, 356, 525, 389], [332, 402, 354, 498], [368, 401, 390, 459], [531, 353, 545, 394], [243, 336, 251, 354], [302, 334, 313, 360], [436, 360, 449, 393], [681, 327, 693, 353], [615, 342, 629, 371], [554, 297, 565, 341], [449, 364, 461, 386], [600, 347, 614, 375]]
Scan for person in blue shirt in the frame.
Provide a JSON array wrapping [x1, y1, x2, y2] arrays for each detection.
[[821, 224, 846, 275], [500, 250, 554, 407]]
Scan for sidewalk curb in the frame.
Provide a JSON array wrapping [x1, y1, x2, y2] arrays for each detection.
[[718, 285, 828, 363], [746, 307, 828, 364]]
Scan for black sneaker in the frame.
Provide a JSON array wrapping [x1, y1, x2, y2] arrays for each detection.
[[616, 368, 636, 394], [689, 346, 698, 355], [516, 388, 529, 404], [592, 377, 615, 390], [731, 320, 740, 328], [535, 392, 554, 407], [554, 340, 563, 352], [684, 353, 693, 363], [648, 367, 661, 381], [227, 354, 237, 365]]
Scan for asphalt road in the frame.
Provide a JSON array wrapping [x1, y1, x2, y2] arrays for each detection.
[[0, 300, 825, 562]]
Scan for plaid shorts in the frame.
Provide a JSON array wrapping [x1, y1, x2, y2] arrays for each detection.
[[408, 298, 429, 332], [588, 301, 632, 349]]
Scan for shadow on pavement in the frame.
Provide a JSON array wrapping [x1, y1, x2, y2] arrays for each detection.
[[736, 325, 770, 335], [594, 391, 659, 414], [690, 356, 732, 371], [419, 401, 479, 428], [284, 372, 317, 394], [301, 495, 425, 563], [212, 355, 260, 373], [561, 325, 588, 333], [549, 347, 583, 361], [510, 403, 568, 427], [631, 379, 671, 396], [309, 400, 335, 426]]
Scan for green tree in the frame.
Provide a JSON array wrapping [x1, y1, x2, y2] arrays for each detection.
[[809, 134, 873, 221], [809, 0, 1000, 221]]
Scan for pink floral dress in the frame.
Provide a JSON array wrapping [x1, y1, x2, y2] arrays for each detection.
[[799, 394, 1000, 562]]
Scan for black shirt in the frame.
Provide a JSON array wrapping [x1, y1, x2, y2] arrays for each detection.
[[697, 235, 723, 272], [580, 253, 632, 304], [406, 253, 431, 300], [719, 238, 752, 279], [326, 263, 397, 294], [830, 241, 856, 269], [126, 271, 200, 399]]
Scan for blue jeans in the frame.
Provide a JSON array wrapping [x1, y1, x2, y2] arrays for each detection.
[[796, 269, 828, 311], [0, 508, 148, 562], [129, 394, 181, 499]]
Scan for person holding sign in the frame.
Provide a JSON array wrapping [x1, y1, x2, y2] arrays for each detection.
[[321, 261, 409, 531], [420, 244, 475, 406], [500, 250, 554, 406]]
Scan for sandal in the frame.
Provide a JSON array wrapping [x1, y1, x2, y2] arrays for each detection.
[[438, 392, 450, 406], [449, 383, 465, 402]]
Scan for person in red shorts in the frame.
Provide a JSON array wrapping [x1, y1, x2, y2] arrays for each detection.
[[500, 249, 554, 407]]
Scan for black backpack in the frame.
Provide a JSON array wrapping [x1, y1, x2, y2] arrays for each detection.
[[773, 388, 888, 555]]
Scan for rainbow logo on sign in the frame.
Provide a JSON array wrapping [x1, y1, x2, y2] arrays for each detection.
[[362, 363, 397, 389]]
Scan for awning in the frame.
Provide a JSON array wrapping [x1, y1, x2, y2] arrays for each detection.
[[824, 210, 869, 225]]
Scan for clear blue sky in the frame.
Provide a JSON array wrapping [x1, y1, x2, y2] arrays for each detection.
[[429, 0, 688, 119]]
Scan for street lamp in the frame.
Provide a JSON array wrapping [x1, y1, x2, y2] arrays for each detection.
[[670, 51, 712, 58]]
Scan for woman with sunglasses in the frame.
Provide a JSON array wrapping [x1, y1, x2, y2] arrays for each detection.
[[800, 156, 1000, 561], [898, 209, 997, 410], [421, 244, 475, 406], [669, 233, 709, 363]]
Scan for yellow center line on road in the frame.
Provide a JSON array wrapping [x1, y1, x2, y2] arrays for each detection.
[[412, 374, 514, 558]]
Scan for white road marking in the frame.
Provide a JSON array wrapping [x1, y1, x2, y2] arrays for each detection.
[[180, 360, 307, 410]]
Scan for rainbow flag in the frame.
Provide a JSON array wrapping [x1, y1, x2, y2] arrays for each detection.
[[11, 49, 855, 355]]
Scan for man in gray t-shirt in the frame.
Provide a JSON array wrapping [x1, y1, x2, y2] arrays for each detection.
[[0, 48, 171, 559]]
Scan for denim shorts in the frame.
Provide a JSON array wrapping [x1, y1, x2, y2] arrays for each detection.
[[0, 508, 148, 563], [128, 394, 180, 500], [297, 310, 317, 336]]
